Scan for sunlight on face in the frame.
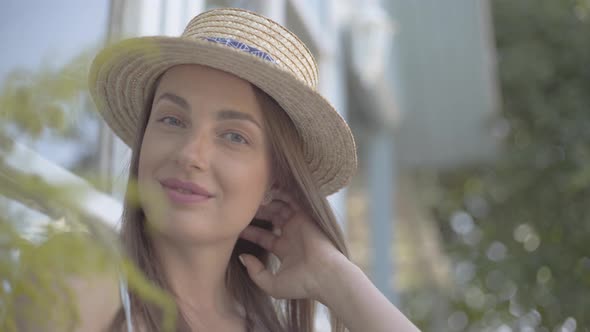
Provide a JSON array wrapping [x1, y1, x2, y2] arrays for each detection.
[[137, 64, 272, 244]]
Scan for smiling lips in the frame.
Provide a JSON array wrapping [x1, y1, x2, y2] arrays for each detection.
[[159, 178, 213, 204]]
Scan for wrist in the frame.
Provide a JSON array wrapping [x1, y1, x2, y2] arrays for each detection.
[[312, 253, 360, 304], [311, 258, 420, 332]]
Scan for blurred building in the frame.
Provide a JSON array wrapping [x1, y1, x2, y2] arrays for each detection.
[[389, 0, 499, 168], [343, 0, 499, 307], [382, 0, 500, 301]]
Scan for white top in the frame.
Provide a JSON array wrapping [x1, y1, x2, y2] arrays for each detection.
[[119, 277, 134, 332]]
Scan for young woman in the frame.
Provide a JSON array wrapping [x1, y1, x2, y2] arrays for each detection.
[[83, 7, 419, 332]]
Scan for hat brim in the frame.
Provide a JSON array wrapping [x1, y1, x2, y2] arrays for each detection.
[[89, 36, 356, 196]]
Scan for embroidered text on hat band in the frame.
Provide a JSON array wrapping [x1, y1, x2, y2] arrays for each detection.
[[204, 37, 276, 63]]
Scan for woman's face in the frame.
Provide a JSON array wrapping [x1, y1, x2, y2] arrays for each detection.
[[137, 64, 272, 243]]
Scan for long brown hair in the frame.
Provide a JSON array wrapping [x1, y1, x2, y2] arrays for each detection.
[[108, 74, 350, 332]]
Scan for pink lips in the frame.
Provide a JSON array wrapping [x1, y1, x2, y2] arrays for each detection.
[[159, 178, 213, 204]]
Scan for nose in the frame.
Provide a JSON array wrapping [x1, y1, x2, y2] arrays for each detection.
[[174, 130, 211, 171]]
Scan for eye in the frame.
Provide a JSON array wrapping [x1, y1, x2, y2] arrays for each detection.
[[221, 132, 249, 144], [157, 116, 186, 128]]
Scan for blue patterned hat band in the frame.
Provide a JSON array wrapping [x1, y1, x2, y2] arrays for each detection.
[[204, 37, 276, 64]]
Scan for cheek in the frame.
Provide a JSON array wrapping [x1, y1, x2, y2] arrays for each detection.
[[137, 130, 171, 180], [137, 139, 155, 185], [216, 153, 271, 209], [136, 133, 171, 216]]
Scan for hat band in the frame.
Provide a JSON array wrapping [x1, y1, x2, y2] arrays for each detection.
[[203, 37, 276, 64]]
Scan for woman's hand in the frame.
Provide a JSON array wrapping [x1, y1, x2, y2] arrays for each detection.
[[238, 191, 349, 301], [239, 192, 421, 332]]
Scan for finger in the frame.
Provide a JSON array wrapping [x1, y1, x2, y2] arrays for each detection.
[[240, 225, 289, 258], [239, 254, 276, 295], [239, 225, 279, 252]]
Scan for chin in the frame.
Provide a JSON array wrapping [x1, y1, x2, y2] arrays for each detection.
[[152, 211, 237, 244]]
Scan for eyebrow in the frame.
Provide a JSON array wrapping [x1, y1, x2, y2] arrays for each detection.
[[155, 92, 190, 110], [216, 109, 262, 129], [155, 92, 262, 129]]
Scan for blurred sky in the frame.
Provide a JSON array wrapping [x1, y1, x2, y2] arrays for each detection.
[[0, 0, 109, 82]]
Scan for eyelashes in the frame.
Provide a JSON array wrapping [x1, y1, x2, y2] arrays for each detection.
[[220, 132, 249, 145], [156, 116, 250, 145], [157, 116, 186, 128]]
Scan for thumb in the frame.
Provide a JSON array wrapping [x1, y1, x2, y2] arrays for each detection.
[[239, 254, 275, 294]]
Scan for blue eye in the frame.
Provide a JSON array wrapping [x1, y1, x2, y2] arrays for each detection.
[[158, 116, 185, 128], [222, 132, 248, 144]]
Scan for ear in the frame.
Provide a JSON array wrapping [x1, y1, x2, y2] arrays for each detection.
[[261, 181, 279, 206], [261, 190, 274, 205]]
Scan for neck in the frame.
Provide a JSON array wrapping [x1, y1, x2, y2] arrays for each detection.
[[152, 235, 243, 320]]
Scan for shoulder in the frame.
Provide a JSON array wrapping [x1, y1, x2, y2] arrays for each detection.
[[45, 232, 124, 331], [15, 272, 122, 332], [68, 272, 122, 332]]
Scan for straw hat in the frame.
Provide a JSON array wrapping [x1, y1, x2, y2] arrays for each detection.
[[89, 7, 356, 196]]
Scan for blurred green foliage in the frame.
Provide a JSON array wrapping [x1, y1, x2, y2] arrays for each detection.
[[0, 49, 177, 330], [0, 51, 91, 139], [406, 0, 590, 330]]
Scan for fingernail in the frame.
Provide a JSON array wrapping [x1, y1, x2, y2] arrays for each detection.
[[239, 255, 246, 266]]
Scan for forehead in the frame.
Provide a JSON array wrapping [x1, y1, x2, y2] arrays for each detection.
[[154, 64, 262, 116]]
